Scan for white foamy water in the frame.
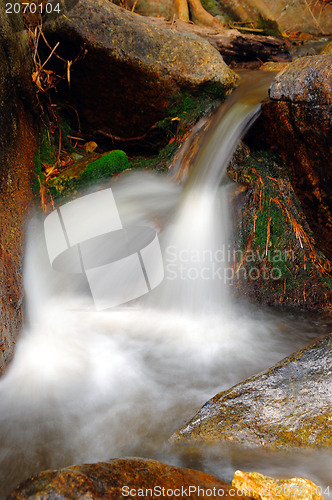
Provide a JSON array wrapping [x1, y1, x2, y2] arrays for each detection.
[[1, 74, 331, 497]]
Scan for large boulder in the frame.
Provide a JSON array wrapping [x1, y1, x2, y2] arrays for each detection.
[[7, 457, 247, 499], [246, 55, 332, 262], [269, 55, 331, 103], [0, 9, 39, 373], [170, 334, 332, 449], [42, 0, 237, 139]]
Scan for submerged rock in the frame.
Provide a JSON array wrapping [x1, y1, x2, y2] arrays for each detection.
[[42, 0, 237, 139], [7, 457, 247, 499], [170, 334, 332, 449], [0, 8, 39, 373], [247, 55, 332, 262], [232, 470, 324, 500]]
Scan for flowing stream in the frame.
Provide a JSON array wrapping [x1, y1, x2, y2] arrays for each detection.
[[0, 73, 331, 497]]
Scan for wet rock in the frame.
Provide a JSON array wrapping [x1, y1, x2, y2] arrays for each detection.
[[246, 55, 332, 261], [42, 0, 237, 139], [269, 55, 331, 104], [7, 457, 247, 499], [0, 8, 39, 373], [232, 470, 323, 500], [170, 334, 332, 449]]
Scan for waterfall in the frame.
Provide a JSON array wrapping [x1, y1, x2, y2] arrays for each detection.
[[0, 73, 329, 498], [150, 72, 275, 315]]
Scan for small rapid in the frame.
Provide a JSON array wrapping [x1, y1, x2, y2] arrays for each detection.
[[0, 73, 331, 497]]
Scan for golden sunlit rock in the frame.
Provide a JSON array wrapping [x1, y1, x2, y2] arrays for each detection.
[[83, 141, 98, 153], [232, 470, 324, 500]]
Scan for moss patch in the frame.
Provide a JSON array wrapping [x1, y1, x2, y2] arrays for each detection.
[[256, 15, 283, 38], [33, 126, 57, 199], [137, 83, 226, 171], [48, 149, 132, 202], [133, 142, 180, 173], [78, 150, 131, 186], [154, 84, 225, 143], [200, 0, 224, 17]]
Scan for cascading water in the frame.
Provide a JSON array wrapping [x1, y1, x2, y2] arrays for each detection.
[[149, 72, 275, 315], [0, 73, 331, 498]]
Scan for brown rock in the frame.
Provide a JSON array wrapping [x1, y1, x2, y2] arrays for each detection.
[[0, 8, 39, 373], [42, 0, 237, 139], [170, 334, 332, 449], [7, 457, 247, 499]]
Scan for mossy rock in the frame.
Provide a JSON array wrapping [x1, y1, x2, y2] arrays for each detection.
[[256, 14, 283, 38], [79, 150, 131, 186], [228, 147, 332, 310]]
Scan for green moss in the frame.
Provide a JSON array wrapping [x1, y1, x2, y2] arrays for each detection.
[[229, 149, 332, 307], [33, 126, 57, 196], [60, 117, 75, 153], [48, 150, 132, 202], [200, 0, 223, 17], [135, 83, 227, 172], [78, 150, 131, 187], [133, 142, 180, 172], [256, 15, 283, 38], [322, 276, 332, 290], [39, 127, 57, 164], [155, 84, 226, 145]]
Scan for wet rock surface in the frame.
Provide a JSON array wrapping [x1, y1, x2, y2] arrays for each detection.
[[6, 457, 246, 499], [269, 55, 332, 104], [170, 334, 332, 449], [0, 8, 39, 373], [42, 0, 237, 139], [247, 55, 332, 261]]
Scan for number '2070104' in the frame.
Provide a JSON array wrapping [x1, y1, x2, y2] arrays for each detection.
[[6, 1, 61, 14]]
